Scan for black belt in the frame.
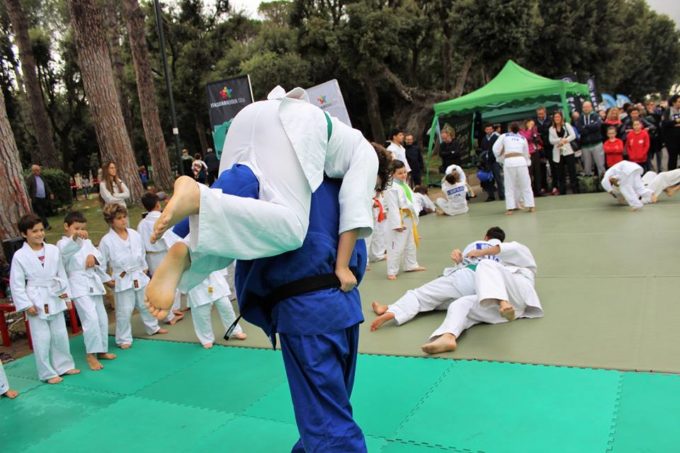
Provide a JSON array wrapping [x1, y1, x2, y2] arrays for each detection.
[[224, 272, 345, 340]]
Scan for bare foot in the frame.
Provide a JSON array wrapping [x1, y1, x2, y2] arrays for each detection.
[[528, 207, 536, 213], [421, 333, 458, 354], [2, 389, 18, 399], [145, 242, 191, 320], [153, 328, 169, 335], [405, 266, 426, 272], [150, 176, 200, 244], [231, 332, 247, 340], [98, 353, 117, 360], [371, 312, 395, 331], [119, 343, 132, 350], [47, 376, 63, 384], [371, 301, 388, 315], [203, 342, 213, 349], [173, 310, 184, 316], [664, 185, 680, 197], [86, 354, 104, 371], [499, 300, 516, 321], [505, 210, 513, 216], [63, 368, 81, 376], [387, 275, 397, 280], [166, 312, 185, 325], [651, 194, 658, 203]]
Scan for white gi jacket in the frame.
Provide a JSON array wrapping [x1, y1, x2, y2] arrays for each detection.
[[387, 142, 411, 172], [385, 181, 419, 231], [187, 271, 231, 309], [601, 161, 644, 193], [57, 236, 111, 298], [444, 164, 467, 184], [137, 211, 172, 272], [493, 132, 530, 167], [99, 228, 149, 292], [10, 243, 70, 320]]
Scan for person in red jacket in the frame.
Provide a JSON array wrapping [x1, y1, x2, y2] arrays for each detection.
[[603, 126, 624, 168], [625, 120, 650, 171]]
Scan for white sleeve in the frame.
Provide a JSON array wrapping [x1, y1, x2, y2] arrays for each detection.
[[601, 168, 613, 192], [9, 255, 32, 313], [549, 127, 559, 145], [385, 188, 402, 231], [522, 137, 530, 164], [619, 178, 644, 208], [57, 237, 81, 267], [99, 183, 115, 204], [492, 135, 504, 159]]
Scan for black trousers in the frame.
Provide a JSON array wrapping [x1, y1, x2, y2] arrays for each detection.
[[557, 155, 579, 195], [31, 197, 50, 228], [530, 152, 545, 195]]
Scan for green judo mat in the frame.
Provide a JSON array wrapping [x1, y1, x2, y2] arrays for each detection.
[[3, 338, 680, 453]]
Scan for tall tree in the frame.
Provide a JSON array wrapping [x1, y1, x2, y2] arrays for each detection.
[[122, 0, 173, 191], [68, 0, 143, 203], [4, 0, 60, 168], [0, 87, 31, 240]]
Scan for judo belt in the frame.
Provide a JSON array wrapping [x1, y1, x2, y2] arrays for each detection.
[[401, 208, 420, 248], [504, 153, 524, 158], [224, 272, 349, 340]]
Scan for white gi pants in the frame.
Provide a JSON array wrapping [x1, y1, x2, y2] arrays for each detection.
[[365, 222, 387, 262], [435, 198, 469, 216], [504, 165, 534, 210], [619, 173, 654, 208], [190, 297, 243, 346], [386, 216, 419, 276], [1, 360, 10, 394], [388, 268, 476, 325], [27, 313, 76, 381], [114, 288, 160, 345], [642, 169, 680, 197], [73, 295, 109, 354], [475, 261, 533, 315], [581, 143, 606, 176]]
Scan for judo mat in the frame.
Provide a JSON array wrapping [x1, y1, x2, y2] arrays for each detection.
[[3, 337, 680, 453], [127, 192, 680, 373]]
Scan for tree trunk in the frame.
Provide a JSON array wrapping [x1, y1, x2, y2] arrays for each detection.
[[362, 77, 385, 143], [0, 88, 31, 240], [122, 0, 174, 191], [452, 56, 473, 98], [195, 117, 209, 154], [4, 0, 60, 168], [68, 0, 144, 204]]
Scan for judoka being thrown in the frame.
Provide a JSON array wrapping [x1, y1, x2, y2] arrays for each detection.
[[144, 86, 388, 453]]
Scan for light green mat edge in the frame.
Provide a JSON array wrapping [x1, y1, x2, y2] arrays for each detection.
[[3, 338, 680, 453], [125, 192, 680, 373]]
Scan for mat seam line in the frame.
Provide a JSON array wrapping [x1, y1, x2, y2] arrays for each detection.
[[606, 372, 624, 452]]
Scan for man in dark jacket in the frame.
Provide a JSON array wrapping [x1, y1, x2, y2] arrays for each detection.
[[535, 107, 556, 191], [404, 134, 425, 186], [438, 128, 461, 173], [662, 95, 680, 170], [576, 101, 605, 177], [477, 123, 504, 201], [644, 101, 664, 171], [203, 148, 220, 185], [25, 164, 54, 230]]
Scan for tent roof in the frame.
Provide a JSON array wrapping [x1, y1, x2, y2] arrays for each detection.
[[433, 60, 590, 117]]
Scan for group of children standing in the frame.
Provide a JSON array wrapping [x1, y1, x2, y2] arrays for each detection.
[[0, 191, 246, 398]]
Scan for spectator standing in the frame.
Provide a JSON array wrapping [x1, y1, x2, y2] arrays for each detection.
[[604, 107, 624, 139], [535, 107, 555, 193], [661, 95, 680, 170], [203, 148, 220, 185], [192, 153, 208, 184], [625, 120, 651, 171], [644, 100, 664, 171], [603, 126, 625, 168], [386, 129, 411, 173], [139, 165, 149, 189], [438, 128, 461, 174], [81, 175, 91, 200], [25, 164, 54, 230], [621, 107, 654, 142], [99, 161, 130, 207], [519, 119, 544, 196], [549, 111, 579, 195], [576, 101, 606, 177], [180, 148, 194, 176], [477, 124, 504, 201], [404, 134, 425, 186], [69, 176, 78, 201]]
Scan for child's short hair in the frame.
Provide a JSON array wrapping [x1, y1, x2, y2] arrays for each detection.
[[103, 203, 128, 224], [18, 213, 43, 234], [444, 172, 459, 185], [389, 159, 406, 174], [485, 226, 506, 242], [64, 211, 87, 226], [413, 185, 428, 195], [141, 192, 160, 212]]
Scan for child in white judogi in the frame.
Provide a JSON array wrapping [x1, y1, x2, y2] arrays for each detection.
[[186, 269, 246, 348], [421, 240, 544, 355], [9, 214, 80, 383], [365, 191, 387, 263], [137, 192, 184, 325], [436, 171, 469, 216], [385, 160, 425, 280], [99, 204, 167, 349], [371, 227, 505, 331], [57, 212, 116, 371], [413, 186, 436, 216], [493, 123, 535, 215], [601, 161, 656, 210], [641, 169, 680, 199], [1, 360, 19, 398]]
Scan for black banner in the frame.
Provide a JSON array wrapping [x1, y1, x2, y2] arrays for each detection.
[[206, 75, 253, 157]]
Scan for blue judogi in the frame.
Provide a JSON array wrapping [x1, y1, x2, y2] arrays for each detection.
[[173, 165, 367, 452]]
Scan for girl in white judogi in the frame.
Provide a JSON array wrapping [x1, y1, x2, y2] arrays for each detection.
[[57, 211, 116, 371], [99, 204, 167, 349], [422, 240, 544, 355], [0, 360, 18, 398], [436, 171, 469, 216], [385, 160, 425, 280], [365, 191, 388, 263], [186, 269, 246, 348], [642, 169, 680, 199], [9, 214, 80, 383], [493, 123, 535, 215], [601, 161, 656, 210], [371, 227, 506, 331]]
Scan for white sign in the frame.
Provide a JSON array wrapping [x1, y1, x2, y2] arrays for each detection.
[[306, 79, 352, 127]]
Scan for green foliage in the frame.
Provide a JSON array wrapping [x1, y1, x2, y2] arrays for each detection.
[[24, 167, 73, 210], [240, 51, 312, 99]]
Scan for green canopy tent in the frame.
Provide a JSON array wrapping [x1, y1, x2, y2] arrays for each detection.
[[426, 60, 590, 183]]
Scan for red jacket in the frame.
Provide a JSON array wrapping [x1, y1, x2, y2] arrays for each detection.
[[625, 129, 650, 164], [603, 138, 624, 167]]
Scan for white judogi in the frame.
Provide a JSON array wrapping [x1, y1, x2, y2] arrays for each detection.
[[642, 169, 680, 197], [444, 164, 467, 185], [414, 192, 436, 215], [385, 180, 420, 276], [365, 192, 387, 262], [493, 132, 534, 210], [180, 86, 378, 291], [601, 161, 654, 209], [9, 243, 76, 380], [99, 228, 160, 346], [186, 270, 243, 346], [137, 212, 180, 321], [430, 241, 544, 340], [436, 181, 468, 216], [386, 240, 501, 325], [387, 141, 411, 172], [0, 360, 9, 394], [57, 236, 111, 354]]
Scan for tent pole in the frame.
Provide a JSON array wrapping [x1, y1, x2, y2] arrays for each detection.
[[470, 114, 476, 164], [426, 115, 438, 186], [561, 90, 571, 122]]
